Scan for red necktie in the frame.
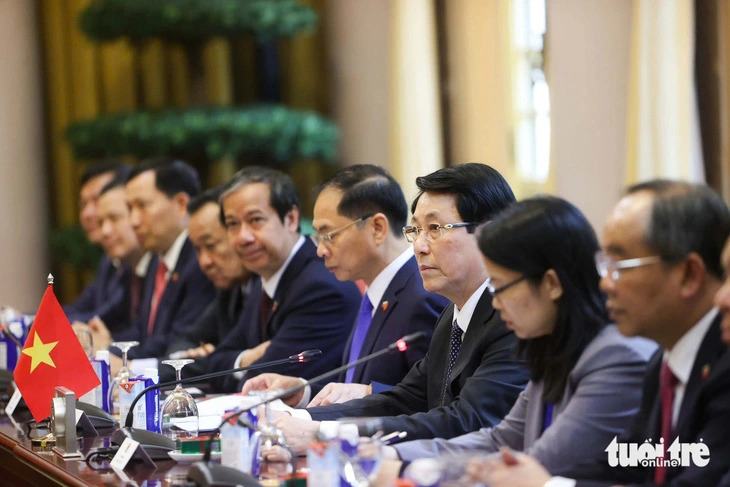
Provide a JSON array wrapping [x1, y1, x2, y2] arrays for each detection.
[[147, 261, 168, 336], [655, 361, 679, 485]]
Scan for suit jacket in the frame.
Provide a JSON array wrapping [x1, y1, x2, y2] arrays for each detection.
[[394, 325, 658, 473], [315, 257, 448, 395], [308, 286, 529, 441], [64, 256, 133, 333], [123, 238, 216, 360], [571, 315, 730, 486], [207, 239, 361, 392], [159, 283, 251, 382]]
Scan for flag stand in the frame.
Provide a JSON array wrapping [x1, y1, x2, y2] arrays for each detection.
[[51, 386, 83, 459]]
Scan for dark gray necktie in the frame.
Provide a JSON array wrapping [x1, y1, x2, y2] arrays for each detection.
[[441, 319, 462, 405]]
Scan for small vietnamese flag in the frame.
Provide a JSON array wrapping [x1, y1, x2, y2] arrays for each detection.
[[13, 276, 100, 422]]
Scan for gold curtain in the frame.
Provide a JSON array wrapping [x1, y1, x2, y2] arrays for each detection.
[[624, 0, 702, 184], [440, 0, 554, 199], [39, 0, 330, 301]]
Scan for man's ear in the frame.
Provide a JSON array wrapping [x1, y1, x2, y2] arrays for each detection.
[[679, 252, 706, 299], [542, 269, 563, 301], [173, 192, 190, 216], [371, 213, 389, 244], [284, 206, 300, 232]]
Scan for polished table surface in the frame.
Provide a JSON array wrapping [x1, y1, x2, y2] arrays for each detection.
[[0, 410, 296, 486]]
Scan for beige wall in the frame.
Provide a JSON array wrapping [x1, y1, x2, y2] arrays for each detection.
[[0, 0, 49, 311], [547, 0, 633, 230]]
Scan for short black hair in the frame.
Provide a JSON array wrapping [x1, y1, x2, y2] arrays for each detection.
[[316, 164, 408, 236], [219, 166, 300, 230], [80, 160, 126, 186], [188, 185, 224, 216], [626, 180, 730, 279], [128, 157, 201, 199], [411, 163, 516, 229], [98, 164, 133, 196], [478, 195, 608, 403]]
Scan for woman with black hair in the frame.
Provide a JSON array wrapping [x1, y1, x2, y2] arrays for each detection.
[[389, 196, 657, 475]]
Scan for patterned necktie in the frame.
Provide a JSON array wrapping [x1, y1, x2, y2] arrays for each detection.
[[345, 295, 374, 383], [147, 261, 168, 336], [655, 361, 679, 485], [441, 319, 462, 405]]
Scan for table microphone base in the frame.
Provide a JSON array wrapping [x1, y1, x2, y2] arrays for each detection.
[[187, 461, 262, 487]]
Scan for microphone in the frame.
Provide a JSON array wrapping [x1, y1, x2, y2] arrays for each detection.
[[112, 349, 322, 461], [123, 349, 322, 428], [187, 331, 427, 486]]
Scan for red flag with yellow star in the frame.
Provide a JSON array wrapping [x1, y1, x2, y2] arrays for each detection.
[[13, 282, 100, 422]]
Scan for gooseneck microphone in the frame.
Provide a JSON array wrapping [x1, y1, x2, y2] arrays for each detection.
[[123, 349, 322, 428], [111, 349, 322, 462], [193, 330, 427, 475]]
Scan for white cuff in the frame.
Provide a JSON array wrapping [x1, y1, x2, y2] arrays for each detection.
[[232, 351, 246, 379], [294, 380, 311, 409], [544, 477, 576, 487]]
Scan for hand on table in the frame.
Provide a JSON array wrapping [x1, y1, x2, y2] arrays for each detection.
[[87, 316, 112, 351], [241, 373, 306, 407], [465, 448, 552, 487], [271, 414, 320, 455], [307, 382, 371, 407]]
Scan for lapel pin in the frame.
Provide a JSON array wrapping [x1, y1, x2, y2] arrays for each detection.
[[272, 301, 279, 313], [702, 364, 711, 380], [171, 273, 179, 283], [381, 301, 389, 312]]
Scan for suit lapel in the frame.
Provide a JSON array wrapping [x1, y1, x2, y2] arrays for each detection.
[[674, 316, 725, 436], [266, 238, 315, 335], [349, 258, 416, 383], [448, 288, 495, 382], [152, 239, 192, 332], [524, 382, 545, 445]]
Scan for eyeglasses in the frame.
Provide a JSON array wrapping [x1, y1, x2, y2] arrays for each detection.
[[485, 275, 529, 298], [310, 215, 373, 247], [402, 222, 475, 243], [594, 251, 662, 281]]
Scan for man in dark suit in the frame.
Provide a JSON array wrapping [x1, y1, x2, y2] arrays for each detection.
[[65, 161, 132, 324], [70, 171, 151, 346], [241, 164, 448, 405], [112, 158, 215, 367], [476, 180, 730, 487], [271, 163, 529, 454], [159, 185, 254, 381], [206, 166, 361, 392]]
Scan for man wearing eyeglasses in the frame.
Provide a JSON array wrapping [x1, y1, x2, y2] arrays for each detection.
[[264, 163, 529, 455], [205, 166, 362, 392], [241, 164, 448, 405], [470, 180, 730, 487]]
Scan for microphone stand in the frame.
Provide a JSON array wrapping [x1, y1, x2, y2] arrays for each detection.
[[188, 331, 426, 487], [123, 350, 322, 428]]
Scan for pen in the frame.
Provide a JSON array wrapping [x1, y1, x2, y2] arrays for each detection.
[[380, 431, 407, 445]]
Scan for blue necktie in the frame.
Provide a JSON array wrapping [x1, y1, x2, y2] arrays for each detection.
[[441, 319, 462, 405], [345, 295, 374, 383]]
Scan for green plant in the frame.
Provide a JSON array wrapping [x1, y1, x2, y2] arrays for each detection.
[[66, 105, 339, 163], [49, 225, 104, 271], [79, 0, 318, 43]]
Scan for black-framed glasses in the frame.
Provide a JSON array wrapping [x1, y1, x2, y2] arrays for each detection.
[[594, 251, 662, 281], [485, 275, 530, 298], [310, 214, 373, 247], [402, 222, 475, 243]]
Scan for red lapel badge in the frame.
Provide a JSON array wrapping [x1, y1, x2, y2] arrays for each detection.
[[272, 301, 279, 313], [171, 273, 179, 283], [701, 364, 711, 380], [381, 301, 389, 311]]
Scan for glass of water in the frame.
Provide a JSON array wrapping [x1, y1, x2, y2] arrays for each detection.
[[160, 359, 199, 441]]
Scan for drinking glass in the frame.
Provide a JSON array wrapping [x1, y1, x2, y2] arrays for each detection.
[[160, 359, 199, 441], [107, 341, 139, 415]]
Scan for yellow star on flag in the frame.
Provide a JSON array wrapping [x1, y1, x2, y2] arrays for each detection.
[[22, 331, 58, 373]]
